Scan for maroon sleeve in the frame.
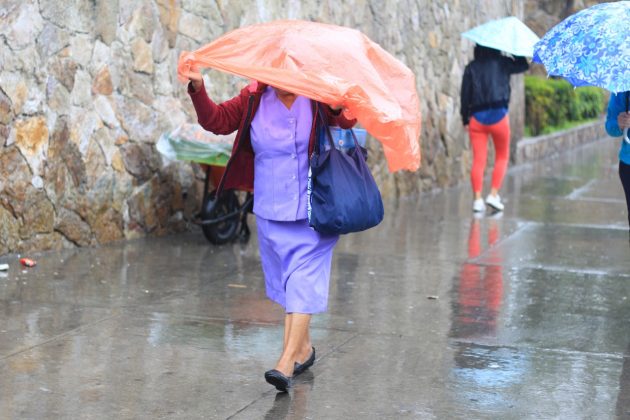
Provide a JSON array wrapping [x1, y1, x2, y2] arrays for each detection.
[[188, 81, 246, 135], [323, 105, 357, 129]]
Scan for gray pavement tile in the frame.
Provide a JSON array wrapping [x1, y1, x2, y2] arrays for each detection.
[[450, 266, 630, 354], [0, 313, 354, 420], [231, 334, 630, 420], [502, 196, 628, 227], [0, 235, 261, 309], [139, 276, 286, 325], [516, 176, 589, 197], [445, 341, 629, 420], [565, 178, 625, 201], [336, 210, 523, 263], [142, 256, 456, 337], [0, 303, 113, 359], [477, 223, 630, 275]]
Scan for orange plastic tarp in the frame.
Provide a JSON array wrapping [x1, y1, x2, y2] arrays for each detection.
[[177, 20, 421, 172]]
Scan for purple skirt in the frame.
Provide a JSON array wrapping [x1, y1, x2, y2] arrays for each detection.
[[256, 217, 339, 314]]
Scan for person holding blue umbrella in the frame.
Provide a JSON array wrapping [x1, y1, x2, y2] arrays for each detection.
[[605, 92, 630, 230], [533, 1, 630, 229]]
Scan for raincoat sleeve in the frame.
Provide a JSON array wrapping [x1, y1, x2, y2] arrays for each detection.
[[506, 55, 529, 74], [188, 81, 246, 135], [605, 92, 626, 137], [460, 65, 472, 125]]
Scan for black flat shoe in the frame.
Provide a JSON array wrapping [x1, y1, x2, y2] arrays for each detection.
[[293, 347, 316, 376], [264, 369, 291, 392]]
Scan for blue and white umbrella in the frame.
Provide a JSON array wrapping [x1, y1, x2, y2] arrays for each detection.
[[533, 1, 630, 141], [533, 1, 630, 94], [462, 16, 540, 57]]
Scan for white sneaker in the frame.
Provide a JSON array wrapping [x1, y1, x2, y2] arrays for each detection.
[[485, 194, 504, 212], [473, 198, 486, 212]]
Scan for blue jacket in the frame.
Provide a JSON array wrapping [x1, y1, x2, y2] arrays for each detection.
[[605, 91, 630, 165]]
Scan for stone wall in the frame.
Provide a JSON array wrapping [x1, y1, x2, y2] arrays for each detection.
[[0, 0, 524, 254], [524, 0, 603, 38], [516, 119, 607, 163]]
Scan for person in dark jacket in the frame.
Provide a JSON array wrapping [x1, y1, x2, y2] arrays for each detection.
[[460, 45, 529, 213], [179, 63, 356, 392]]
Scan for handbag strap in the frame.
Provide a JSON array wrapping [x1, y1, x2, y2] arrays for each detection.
[[347, 126, 360, 148], [316, 104, 335, 151], [316, 104, 360, 150]]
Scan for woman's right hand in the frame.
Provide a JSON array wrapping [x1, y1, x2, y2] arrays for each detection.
[[178, 62, 203, 92]]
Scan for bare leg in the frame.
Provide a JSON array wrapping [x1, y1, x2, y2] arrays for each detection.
[[275, 313, 313, 376], [474, 191, 482, 200], [283, 314, 292, 350], [489, 188, 499, 197]]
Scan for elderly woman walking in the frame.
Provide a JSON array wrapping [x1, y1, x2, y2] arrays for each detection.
[[178, 64, 356, 392]]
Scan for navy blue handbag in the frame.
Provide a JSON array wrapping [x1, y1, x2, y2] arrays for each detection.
[[307, 110, 384, 235]]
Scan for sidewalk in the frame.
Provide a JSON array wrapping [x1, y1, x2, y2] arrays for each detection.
[[0, 136, 629, 419]]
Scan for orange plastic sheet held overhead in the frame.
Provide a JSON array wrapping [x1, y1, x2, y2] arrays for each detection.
[[177, 20, 421, 172]]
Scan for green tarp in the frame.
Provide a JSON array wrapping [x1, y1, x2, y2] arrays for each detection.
[[157, 123, 233, 166]]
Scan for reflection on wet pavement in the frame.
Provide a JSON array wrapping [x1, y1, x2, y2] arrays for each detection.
[[1, 138, 629, 418], [262, 372, 314, 420], [451, 217, 504, 339]]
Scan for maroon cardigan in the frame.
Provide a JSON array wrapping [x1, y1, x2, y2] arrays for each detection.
[[188, 81, 356, 193]]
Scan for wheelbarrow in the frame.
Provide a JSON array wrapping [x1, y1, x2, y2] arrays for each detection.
[[157, 124, 253, 245], [198, 163, 253, 245]]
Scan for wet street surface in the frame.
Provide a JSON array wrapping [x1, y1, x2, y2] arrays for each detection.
[[1, 137, 629, 419]]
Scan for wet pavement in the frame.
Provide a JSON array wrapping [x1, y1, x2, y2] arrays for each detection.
[[1, 136, 629, 419]]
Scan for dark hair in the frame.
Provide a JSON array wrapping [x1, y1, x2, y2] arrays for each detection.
[[474, 44, 501, 60]]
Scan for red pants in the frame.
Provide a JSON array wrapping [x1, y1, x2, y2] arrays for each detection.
[[469, 115, 510, 193]]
